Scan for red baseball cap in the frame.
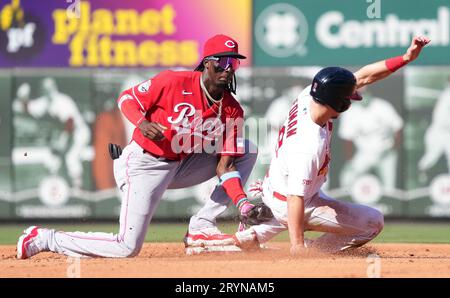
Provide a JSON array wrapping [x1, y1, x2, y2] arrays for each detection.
[[202, 34, 246, 59]]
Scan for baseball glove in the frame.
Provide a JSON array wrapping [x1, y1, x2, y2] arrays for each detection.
[[239, 202, 274, 226]]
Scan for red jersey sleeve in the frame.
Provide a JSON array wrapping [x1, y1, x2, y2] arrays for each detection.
[[117, 71, 167, 126], [219, 102, 245, 156]]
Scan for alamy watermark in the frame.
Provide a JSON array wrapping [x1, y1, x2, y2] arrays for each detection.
[[165, 111, 274, 164], [366, 253, 381, 278], [366, 0, 381, 19], [67, 256, 81, 278], [66, 0, 80, 19]]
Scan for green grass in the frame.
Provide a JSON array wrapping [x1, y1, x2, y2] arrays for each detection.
[[1, 222, 450, 245], [374, 223, 450, 243]]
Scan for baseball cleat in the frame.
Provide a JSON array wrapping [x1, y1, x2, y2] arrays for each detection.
[[17, 226, 47, 259], [185, 245, 242, 255], [183, 227, 236, 247], [233, 227, 260, 250]]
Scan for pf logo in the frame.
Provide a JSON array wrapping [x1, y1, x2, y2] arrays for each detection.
[[168, 103, 196, 125], [225, 40, 236, 48]]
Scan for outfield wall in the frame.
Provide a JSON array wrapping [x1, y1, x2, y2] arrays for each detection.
[[0, 0, 449, 220]]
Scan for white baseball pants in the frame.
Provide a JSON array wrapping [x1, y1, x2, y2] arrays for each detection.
[[251, 183, 384, 252]]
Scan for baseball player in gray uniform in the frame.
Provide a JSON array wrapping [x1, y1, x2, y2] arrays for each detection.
[[17, 34, 258, 259]]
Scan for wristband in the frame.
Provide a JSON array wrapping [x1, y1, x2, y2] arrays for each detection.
[[385, 56, 408, 72], [237, 198, 250, 210], [219, 171, 241, 185]]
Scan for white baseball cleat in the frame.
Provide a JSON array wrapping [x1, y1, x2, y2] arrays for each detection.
[[183, 227, 236, 247], [17, 226, 47, 259], [233, 227, 260, 250]]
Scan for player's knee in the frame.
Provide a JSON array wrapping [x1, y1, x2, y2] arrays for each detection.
[[119, 238, 144, 257], [121, 244, 142, 258]]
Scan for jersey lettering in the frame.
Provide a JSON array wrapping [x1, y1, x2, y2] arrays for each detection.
[[286, 101, 298, 138], [275, 125, 285, 158], [167, 103, 196, 125]]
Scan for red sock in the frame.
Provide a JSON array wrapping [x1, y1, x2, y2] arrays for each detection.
[[222, 177, 247, 206]]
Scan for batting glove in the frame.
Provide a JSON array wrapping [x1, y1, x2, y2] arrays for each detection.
[[237, 200, 255, 232]]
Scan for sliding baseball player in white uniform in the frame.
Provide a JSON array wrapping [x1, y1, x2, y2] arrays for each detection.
[[234, 36, 430, 255]]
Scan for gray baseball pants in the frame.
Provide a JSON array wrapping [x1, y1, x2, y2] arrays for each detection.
[[43, 140, 257, 257]]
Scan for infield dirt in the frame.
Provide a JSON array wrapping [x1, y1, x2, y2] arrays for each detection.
[[2, 243, 450, 278]]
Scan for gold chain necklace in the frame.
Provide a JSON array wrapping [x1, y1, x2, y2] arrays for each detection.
[[200, 75, 223, 119]]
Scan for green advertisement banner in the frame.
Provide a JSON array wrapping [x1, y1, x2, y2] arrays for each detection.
[[253, 0, 450, 66]]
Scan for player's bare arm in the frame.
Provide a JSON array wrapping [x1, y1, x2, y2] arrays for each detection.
[[216, 155, 237, 177], [287, 194, 305, 255], [354, 36, 430, 89], [138, 120, 167, 141]]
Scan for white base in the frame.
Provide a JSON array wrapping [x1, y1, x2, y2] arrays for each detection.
[[185, 245, 242, 255]]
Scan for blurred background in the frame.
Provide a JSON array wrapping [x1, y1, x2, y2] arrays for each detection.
[[1, 0, 450, 224]]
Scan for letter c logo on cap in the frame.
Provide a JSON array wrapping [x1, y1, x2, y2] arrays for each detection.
[[225, 40, 236, 48]]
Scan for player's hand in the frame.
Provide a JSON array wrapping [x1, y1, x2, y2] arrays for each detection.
[[402, 36, 431, 63], [237, 201, 255, 232], [239, 201, 255, 217], [139, 120, 167, 141], [290, 243, 306, 256]]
